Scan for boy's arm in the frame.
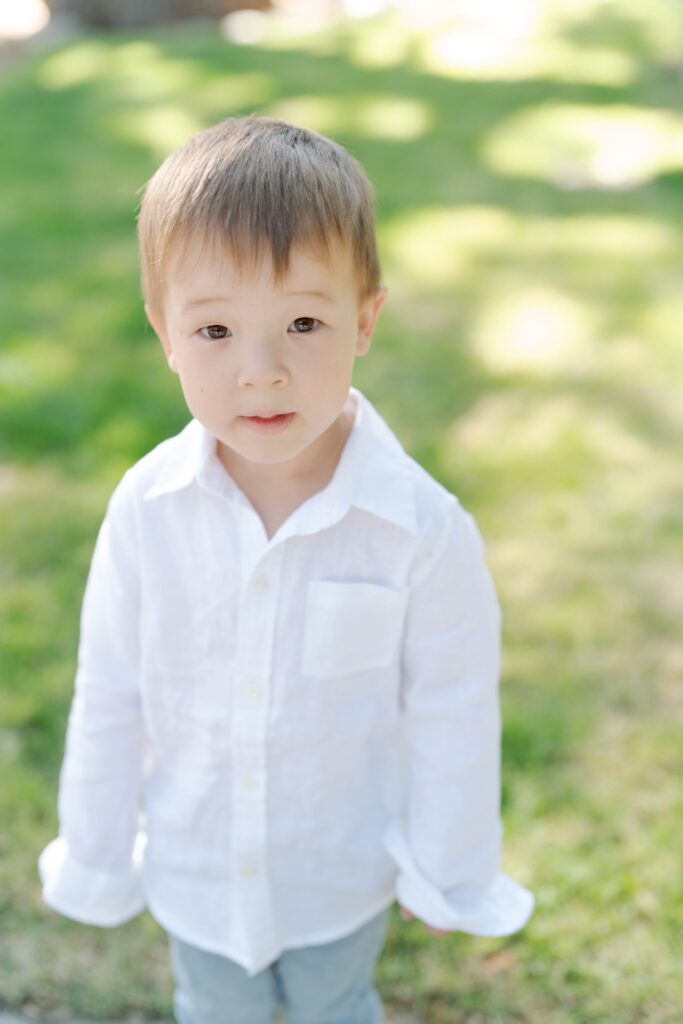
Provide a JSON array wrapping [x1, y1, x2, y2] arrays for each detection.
[[38, 473, 147, 926], [384, 496, 534, 936]]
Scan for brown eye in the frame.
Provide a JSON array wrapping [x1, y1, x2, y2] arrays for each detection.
[[199, 324, 229, 340], [290, 317, 319, 333]]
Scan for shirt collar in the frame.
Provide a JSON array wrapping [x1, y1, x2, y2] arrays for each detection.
[[142, 387, 418, 537]]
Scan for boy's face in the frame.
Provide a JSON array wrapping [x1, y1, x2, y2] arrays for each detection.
[[146, 238, 386, 485]]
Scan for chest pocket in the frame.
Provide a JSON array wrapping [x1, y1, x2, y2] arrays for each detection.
[[302, 579, 409, 679]]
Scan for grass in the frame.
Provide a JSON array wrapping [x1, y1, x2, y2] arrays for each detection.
[[1, 2, 682, 1021]]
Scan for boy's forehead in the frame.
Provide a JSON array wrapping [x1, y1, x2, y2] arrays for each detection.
[[166, 236, 355, 303]]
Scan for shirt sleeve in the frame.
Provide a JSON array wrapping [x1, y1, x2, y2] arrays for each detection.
[[37, 473, 147, 926], [383, 496, 534, 936]]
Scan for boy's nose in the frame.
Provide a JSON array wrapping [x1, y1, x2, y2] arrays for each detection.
[[237, 340, 290, 389], [238, 367, 289, 389]]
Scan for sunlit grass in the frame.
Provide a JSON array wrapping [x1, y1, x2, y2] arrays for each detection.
[[269, 94, 434, 140], [483, 103, 683, 189], [1, 2, 683, 1021], [232, 0, 683, 87], [382, 206, 683, 283]]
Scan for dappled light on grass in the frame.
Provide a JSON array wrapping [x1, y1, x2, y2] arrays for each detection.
[[471, 285, 594, 376], [0, 337, 80, 394], [226, 0, 647, 85], [382, 207, 683, 293], [40, 38, 218, 99], [2, 1, 683, 1019], [37, 40, 111, 88], [345, 18, 414, 69], [270, 93, 433, 141], [482, 103, 683, 190], [419, 23, 640, 86], [411, 0, 683, 84], [112, 105, 206, 159], [39, 38, 275, 157], [381, 206, 511, 287], [443, 386, 671, 538]]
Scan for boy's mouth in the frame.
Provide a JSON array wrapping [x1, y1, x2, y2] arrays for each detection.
[[240, 412, 296, 434]]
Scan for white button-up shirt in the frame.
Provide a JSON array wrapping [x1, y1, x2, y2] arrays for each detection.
[[38, 386, 533, 976]]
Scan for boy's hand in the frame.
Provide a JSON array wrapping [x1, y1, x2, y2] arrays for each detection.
[[399, 906, 451, 937]]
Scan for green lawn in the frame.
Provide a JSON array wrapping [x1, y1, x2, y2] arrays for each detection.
[[1, 2, 682, 1021]]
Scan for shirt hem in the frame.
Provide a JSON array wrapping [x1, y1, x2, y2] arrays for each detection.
[[275, 889, 396, 952], [148, 885, 396, 973]]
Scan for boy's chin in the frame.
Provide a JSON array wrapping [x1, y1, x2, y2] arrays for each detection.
[[217, 437, 307, 468]]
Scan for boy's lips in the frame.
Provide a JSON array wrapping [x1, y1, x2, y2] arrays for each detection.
[[239, 412, 297, 435], [245, 411, 291, 419]]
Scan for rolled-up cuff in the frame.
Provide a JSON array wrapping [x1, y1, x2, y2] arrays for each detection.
[[38, 833, 147, 927], [383, 819, 534, 936]]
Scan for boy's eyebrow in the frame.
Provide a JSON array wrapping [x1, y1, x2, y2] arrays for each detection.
[[182, 296, 228, 312], [289, 290, 335, 302], [182, 290, 334, 312]]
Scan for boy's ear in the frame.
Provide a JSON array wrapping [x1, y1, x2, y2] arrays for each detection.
[[145, 302, 178, 374], [356, 285, 388, 357]]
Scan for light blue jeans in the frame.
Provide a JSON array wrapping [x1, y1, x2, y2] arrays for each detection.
[[168, 907, 391, 1024]]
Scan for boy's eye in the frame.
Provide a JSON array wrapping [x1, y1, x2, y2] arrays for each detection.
[[198, 324, 230, 340], [289, 317, 320, 333]]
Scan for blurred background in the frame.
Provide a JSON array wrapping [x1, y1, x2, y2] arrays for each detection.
[[1, 1, 682, 1022]]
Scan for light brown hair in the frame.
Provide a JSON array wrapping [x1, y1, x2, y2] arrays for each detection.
[[136, 115, 382, 322]]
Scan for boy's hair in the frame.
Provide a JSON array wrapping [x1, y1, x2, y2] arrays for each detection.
[[137, 115, 382, 321]]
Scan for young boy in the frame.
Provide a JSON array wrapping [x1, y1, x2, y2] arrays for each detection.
[[38, 115, 533, 1024]]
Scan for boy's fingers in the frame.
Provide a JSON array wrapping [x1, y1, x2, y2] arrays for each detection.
[[399, 906, 451, 936]]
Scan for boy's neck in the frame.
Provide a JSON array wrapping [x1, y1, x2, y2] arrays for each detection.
[[216, 394, 357, 516]]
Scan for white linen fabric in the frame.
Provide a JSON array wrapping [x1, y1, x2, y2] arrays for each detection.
[[38, 386, 534, 976]]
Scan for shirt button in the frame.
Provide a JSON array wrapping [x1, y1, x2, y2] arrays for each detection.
[[247, 680, 262, 698], [241, 863, 259, 877], [242, 773, 259, 790], [253, 574, 269, 592]]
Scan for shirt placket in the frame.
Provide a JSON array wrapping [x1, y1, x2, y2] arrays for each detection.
[[230, 512, 283, 972]]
